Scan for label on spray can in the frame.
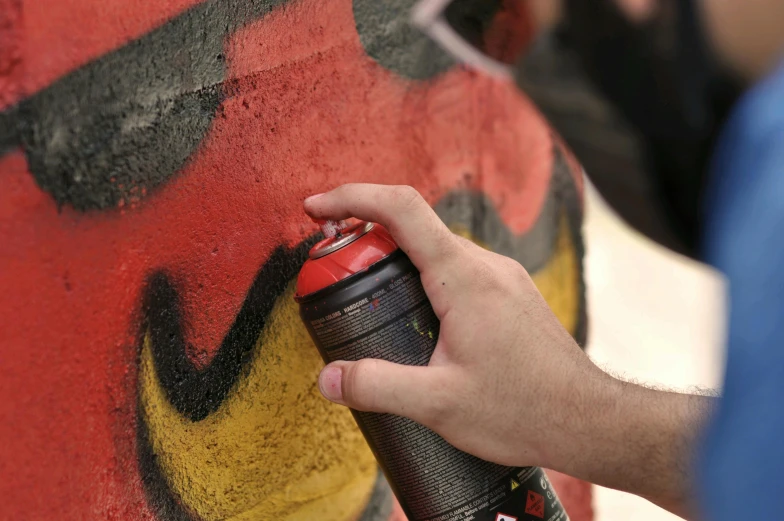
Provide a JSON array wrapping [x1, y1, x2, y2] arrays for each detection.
[[298, 241, 569, 521]]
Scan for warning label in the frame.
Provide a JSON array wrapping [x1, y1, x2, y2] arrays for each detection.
[[525, 491, 545, 519], [496, 514, 518, 521], [510, 479, 520, 492]]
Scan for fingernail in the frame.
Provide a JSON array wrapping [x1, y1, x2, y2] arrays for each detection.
[[319, 365, 344, 402], [305, 193, 324, 204]]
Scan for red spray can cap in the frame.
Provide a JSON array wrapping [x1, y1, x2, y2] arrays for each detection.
[[295, 220, 398, 300]]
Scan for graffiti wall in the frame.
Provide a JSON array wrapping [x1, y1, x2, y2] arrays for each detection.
[[0, 1, 592, 520]]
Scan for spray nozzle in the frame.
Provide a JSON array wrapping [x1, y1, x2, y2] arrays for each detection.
[[313, 219, 349, 239]]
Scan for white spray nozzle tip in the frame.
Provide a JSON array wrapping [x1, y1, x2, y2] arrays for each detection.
[[319, 220, 348, 239]]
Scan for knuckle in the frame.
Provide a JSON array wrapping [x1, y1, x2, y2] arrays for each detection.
[[452, 234, 473, 248], [486, 253, 529, 282], [422, 380, 456, 430], [452, 234, 484, 255], [470, 258, 499, 287], [391, 185, 423, 211], [471, 256, 529, 297], [332, 183, 353, 198], [434, 231, 460, 258], [504, 257, 530, 279], [344, 359, 377, 410]]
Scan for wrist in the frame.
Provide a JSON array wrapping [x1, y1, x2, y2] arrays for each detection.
[[541, 361, 713, 519], [545, 366, 648, 477], [532, 354, 615, 473]]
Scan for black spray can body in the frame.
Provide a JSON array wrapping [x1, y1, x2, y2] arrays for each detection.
[[295, 220, 569, 521]]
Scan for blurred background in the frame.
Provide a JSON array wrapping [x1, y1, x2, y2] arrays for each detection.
[[584, 182, 726, 521]]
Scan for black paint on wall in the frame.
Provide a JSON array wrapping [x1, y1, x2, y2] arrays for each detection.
[[136, 413, 196, 521], [0, 0, 291, 211], [0, 106, 18, 157], [352, 0, 455, 80], [352, 0, 501, 80], [142, 239, 313, 422]]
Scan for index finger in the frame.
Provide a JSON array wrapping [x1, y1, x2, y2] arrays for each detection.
[[304, 184, 458, 271]]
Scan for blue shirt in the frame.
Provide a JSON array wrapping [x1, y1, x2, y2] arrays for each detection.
[[701, 60, 784, 520]]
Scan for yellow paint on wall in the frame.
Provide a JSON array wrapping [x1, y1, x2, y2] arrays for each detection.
[[452, 211, 579, 335], [139, 282, 378, 521], [530, 212, 580, 335]]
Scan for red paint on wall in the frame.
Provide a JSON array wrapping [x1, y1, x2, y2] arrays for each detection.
[[0, 1, 591, 520], [0, 0, 22, 108]]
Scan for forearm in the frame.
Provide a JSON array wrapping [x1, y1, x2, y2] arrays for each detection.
[[548, 366, 717, 519]]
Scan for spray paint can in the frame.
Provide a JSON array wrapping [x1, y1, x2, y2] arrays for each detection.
[[295, 219, 569, 521]]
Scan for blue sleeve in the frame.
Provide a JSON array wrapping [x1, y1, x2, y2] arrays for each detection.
[[700, 74, 784, 521]]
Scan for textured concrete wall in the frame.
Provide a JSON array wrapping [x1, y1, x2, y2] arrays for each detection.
[[0, 1, 592, 520]]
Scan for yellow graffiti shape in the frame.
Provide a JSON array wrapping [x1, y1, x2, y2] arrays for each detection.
[[140, 282, 378, 521]]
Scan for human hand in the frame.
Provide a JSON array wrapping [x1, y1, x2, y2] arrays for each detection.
[[303, 183, 606, 472]]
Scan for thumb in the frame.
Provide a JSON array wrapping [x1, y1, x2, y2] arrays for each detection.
[[319, 359, 444, 424]]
